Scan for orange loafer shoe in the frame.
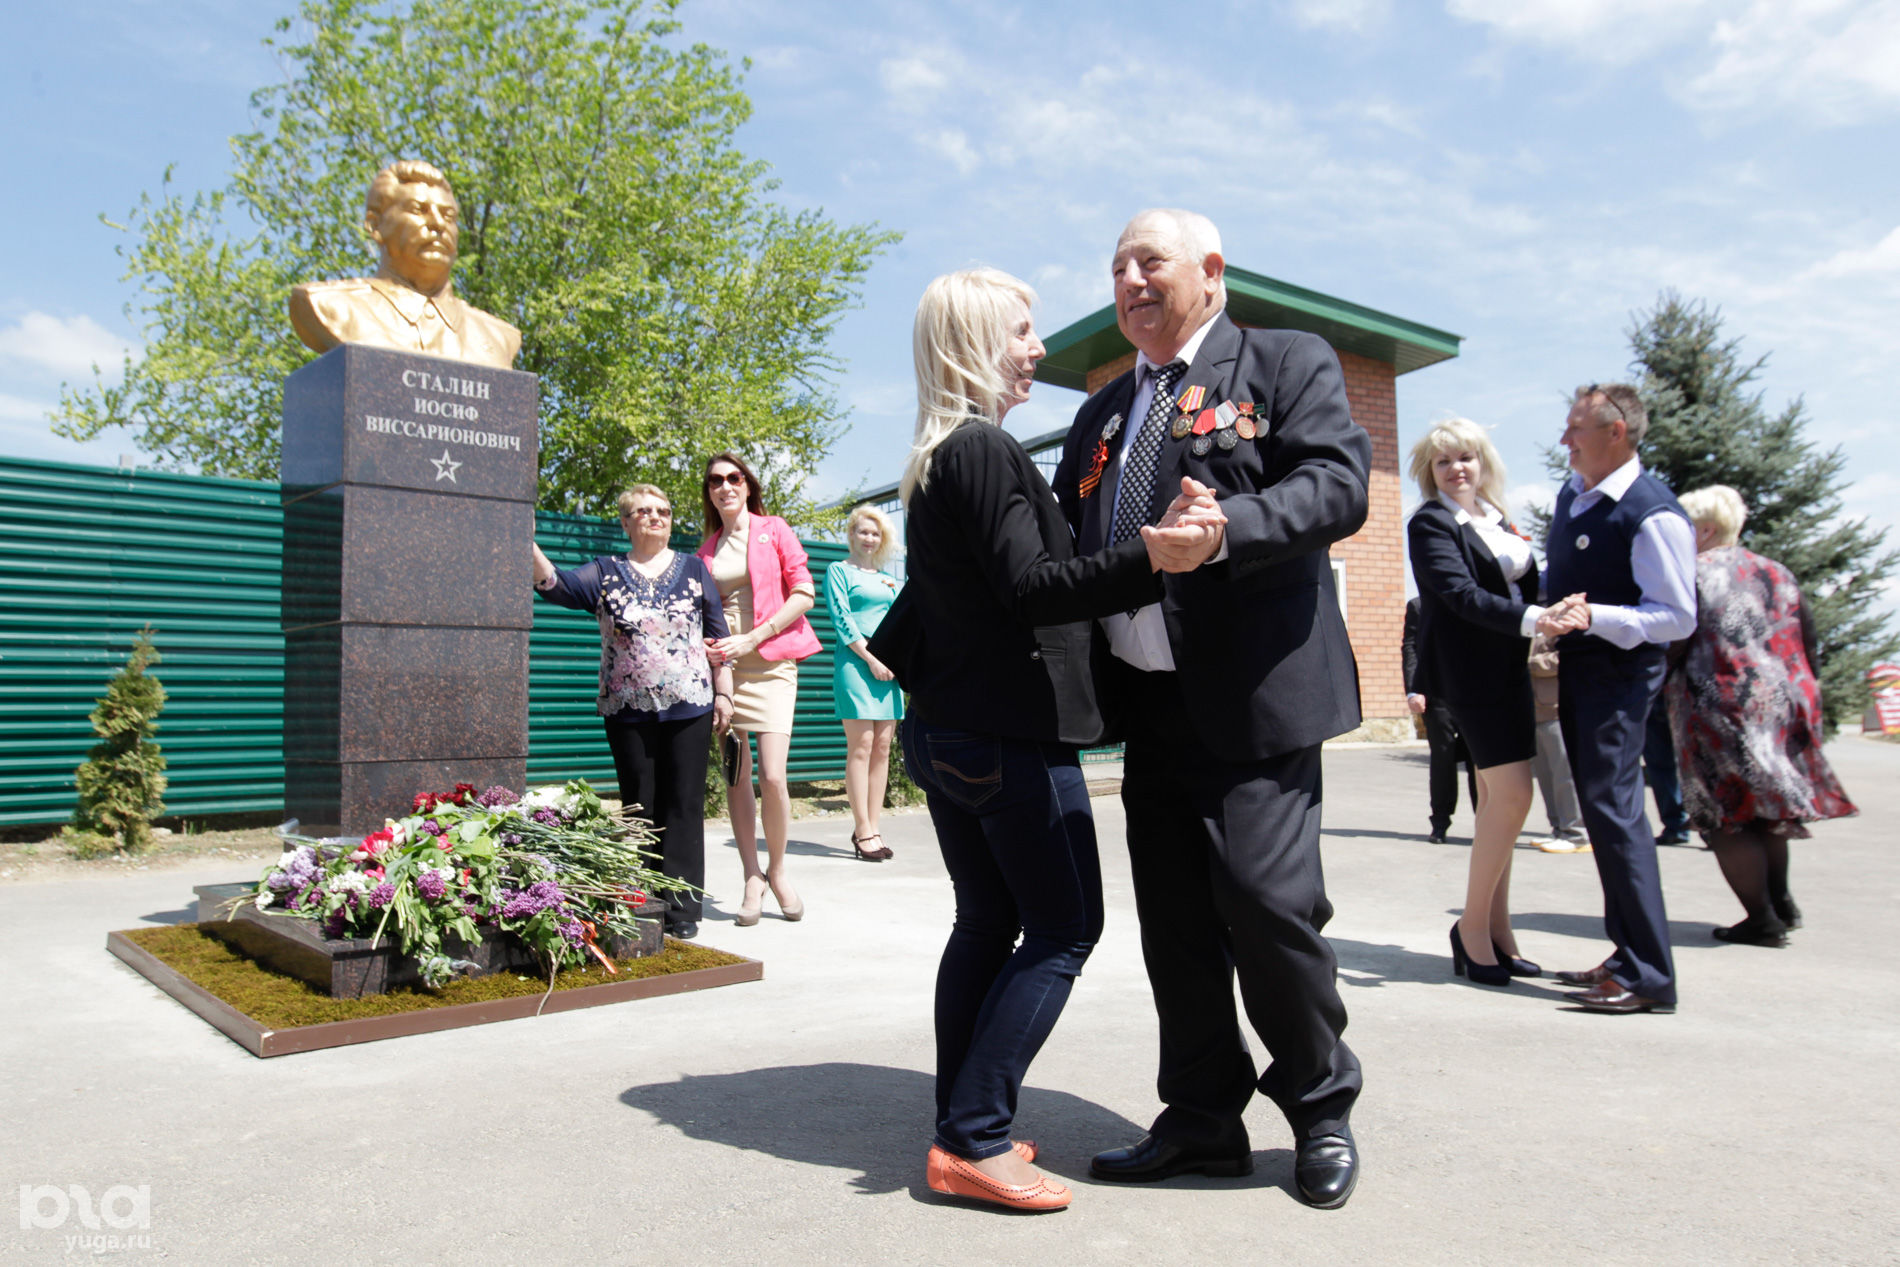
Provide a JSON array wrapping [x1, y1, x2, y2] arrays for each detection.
[[1011, 1140, 1037, 1163], [926, 1145, 1071, 1213]]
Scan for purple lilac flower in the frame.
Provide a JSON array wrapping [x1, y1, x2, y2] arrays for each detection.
[[531, 808, 561, 826], [499, 879, 567, 920], [476, 785, 521, 808], [367, 882, 395, 909], [422, 818, 442, 836], [323, 912, 348, 939], [266, 869, 296, 892], [501, 832, 523, 846], [462, 901, 481, 920], [558, 918, 584, 944], [416, 870, 448, 901]]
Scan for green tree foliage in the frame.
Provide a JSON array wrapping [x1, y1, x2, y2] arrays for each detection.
[[55, 0, 895, 527], [1546, 292, 1897, 726], [69, 629, 170, 856]]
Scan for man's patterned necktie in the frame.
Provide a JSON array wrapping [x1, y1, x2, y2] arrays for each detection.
[[1108, 361, 1185, 546]]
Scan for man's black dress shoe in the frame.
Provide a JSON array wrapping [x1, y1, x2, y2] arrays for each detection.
[[1426, 830, 1450, 844], [1566, 980, 1674, 1014], [1090, 1134, 1253, 1183], [1553, 963, 1613, 988], [666, 920, 699, 941], [1657, 829, 1692, 846], [1295, 1126, 1358, 1209]]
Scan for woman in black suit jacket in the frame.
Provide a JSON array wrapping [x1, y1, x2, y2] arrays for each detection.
[[870, 268, 1219, 1212], [1406, 418, 1546, 987]]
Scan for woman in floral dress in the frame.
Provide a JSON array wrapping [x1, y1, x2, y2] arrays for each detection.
[[1666, 485, 1857, 947], [532, 484, 733, 940]]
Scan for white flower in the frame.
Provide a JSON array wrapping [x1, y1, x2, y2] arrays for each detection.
[[255, 891, 274, 910], [384, 818, 411, 846], [521, 786, 562, 810], [330, 872, 369, 894]]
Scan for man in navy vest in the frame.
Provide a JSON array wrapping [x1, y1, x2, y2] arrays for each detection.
[[1535, 383, 1697, 1014]]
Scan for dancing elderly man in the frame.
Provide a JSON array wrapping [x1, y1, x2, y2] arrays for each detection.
[[1052, 209, 1370, 1209], [1538, 384, 1696, 1014]]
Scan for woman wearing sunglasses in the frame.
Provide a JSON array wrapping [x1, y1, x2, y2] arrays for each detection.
[[531, 484, 733, 940], [697, 452, 822, 926]]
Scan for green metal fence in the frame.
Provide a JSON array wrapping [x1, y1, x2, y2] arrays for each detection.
[[0, 455, 853, 827]]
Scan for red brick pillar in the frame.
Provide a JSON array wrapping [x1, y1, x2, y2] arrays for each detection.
[[1334, 350, 1409, 738]]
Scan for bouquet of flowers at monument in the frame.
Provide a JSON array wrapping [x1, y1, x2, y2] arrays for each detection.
[[247, 781, 689, 988]]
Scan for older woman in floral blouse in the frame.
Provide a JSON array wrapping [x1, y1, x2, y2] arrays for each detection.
[[531, 483, 733, 940]]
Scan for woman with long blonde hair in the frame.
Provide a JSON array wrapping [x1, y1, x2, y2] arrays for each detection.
[[872, 267, 1221, 1212]]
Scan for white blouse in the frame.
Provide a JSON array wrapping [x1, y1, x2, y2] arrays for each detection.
[[1439, 492, 1533, 582]]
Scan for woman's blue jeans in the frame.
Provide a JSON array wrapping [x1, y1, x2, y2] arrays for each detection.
[[901, 715, 1104, 1160]]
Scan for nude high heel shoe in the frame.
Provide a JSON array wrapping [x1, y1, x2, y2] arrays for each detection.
[[735, 874, 767, 927], [768, 873, 804, 921]]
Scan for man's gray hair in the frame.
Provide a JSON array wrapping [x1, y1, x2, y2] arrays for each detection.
[[1122, 208, 1227, 304], [1573, 382, 1649, 447]]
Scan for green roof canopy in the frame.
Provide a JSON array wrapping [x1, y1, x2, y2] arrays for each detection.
[[1034, 265, 1462, 392]]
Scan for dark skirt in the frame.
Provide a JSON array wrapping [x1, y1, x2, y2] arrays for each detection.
[[1445, 675, 1536, 769]]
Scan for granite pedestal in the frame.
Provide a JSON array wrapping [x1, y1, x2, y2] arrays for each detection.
[[282, 344, 539, 837]]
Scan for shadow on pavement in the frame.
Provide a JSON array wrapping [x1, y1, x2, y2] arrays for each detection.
[[620, 1062, 1147, 1199], [1511, 910, 1720, 945], [1323, 828, 1451, 844], [1331, 937, 1587, 1004], [709, 836, 856, 862], [138, 906, 197, 925]]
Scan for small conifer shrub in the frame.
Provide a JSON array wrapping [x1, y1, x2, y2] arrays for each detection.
[[67, 627, 169, 856]]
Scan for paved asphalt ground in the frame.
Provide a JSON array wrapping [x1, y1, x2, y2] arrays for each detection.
[[5, 736, 1897, 1265]]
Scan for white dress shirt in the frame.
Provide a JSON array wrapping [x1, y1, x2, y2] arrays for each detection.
[[1102, 314, 1222, 671], [1438, 492, 1533, 581], [1527, 456, 1697, 648]]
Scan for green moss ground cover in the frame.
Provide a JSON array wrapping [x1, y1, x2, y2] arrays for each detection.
[[121, 923, 747, 1029]]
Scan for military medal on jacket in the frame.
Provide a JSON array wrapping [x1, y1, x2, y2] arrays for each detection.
[[1077, 412, 1123, 499]]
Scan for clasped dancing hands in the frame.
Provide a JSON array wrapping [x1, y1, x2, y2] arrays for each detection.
[[1142, 476, 1227, 573], [1536, 593, 1592, 637]]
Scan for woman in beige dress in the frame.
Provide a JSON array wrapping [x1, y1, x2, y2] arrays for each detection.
[[696, 452, 821, 926]]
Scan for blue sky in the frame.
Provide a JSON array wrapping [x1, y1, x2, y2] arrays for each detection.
[[4, 0, 1897, 609]]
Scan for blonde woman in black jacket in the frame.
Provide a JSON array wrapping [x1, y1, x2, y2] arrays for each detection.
[[871, 267, 1221, 1213], [1407, 417, 1558, 987]]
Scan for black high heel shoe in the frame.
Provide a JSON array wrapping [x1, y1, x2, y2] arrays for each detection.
[[1450, 923, 1512, 986], [1493, 941, 1541, 977]]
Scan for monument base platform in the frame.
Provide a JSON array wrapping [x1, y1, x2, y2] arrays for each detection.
[[109, 920, 760, 1058], [191, 883, 664, 997]]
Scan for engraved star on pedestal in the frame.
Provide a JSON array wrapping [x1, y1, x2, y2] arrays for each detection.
[[431, 449, 462, 483]]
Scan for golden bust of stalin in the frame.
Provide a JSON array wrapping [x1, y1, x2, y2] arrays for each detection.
[[289, 160, 521, 369]]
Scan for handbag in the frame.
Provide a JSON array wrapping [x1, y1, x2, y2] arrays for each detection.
[[720, 731, 742, 787]]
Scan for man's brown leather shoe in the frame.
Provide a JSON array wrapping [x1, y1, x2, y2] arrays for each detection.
[[1553, 963, 1613, 988], [1567, 980, 1675, 1014]]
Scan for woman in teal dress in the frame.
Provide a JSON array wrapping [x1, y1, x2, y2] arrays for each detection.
[[827, 504, 904, 861]]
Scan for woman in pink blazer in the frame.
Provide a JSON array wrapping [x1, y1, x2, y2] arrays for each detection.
[[697, 452, 821, 926]]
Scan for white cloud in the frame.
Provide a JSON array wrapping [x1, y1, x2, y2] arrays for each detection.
[[921, 128, 981, 176], [1684, 0, 1900, 122], [1448, 0, 1900, 121], [1285, 0, 1393, 32], [0, 391, 52, 422], [747, 45, 805, 72], [879, 54, 950, 103], [1446, 0, 1716, 61], [1799, 225, 1900, 280], [0, 312, 137, 376]]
